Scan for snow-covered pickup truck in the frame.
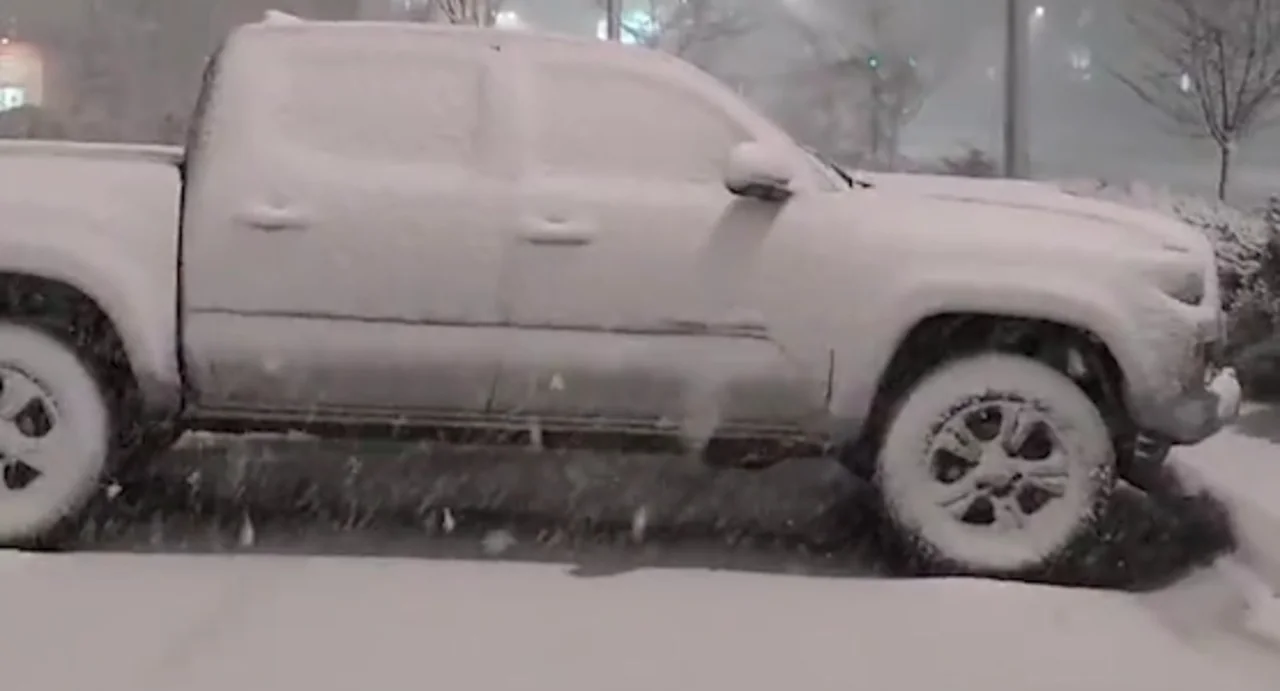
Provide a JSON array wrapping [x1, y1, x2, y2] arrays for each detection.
[[0, 14, 1241, 575]]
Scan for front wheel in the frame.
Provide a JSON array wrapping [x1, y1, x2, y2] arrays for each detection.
[[875, 353, 1115, 576]]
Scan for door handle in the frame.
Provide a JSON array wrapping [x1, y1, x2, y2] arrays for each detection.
[[518, 218, 596, 246], [238, 205, 310, 231]]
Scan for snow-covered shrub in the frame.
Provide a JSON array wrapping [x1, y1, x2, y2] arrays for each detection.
[[1227, 279, 1280, 351], [919, 147, 999, 178], [1237, 337, 1280, 400]]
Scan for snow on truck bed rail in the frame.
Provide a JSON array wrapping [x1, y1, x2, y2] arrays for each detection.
[[0, 140, 183, 166]]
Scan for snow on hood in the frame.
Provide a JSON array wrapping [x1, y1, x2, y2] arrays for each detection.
[[864, 171, 1205, 254]]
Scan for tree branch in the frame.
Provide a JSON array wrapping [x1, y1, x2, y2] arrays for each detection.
[[1116, 0, 1280, 196]]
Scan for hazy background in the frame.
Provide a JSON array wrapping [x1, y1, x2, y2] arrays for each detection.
[[0, 0, 1277, 203]]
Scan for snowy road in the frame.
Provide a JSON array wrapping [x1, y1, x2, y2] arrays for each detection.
[[1, 551, 1279, 691]]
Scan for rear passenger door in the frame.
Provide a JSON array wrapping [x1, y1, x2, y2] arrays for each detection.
[[181, 28, 514, 423]]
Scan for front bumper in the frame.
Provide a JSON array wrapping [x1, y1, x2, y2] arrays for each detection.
[[1143, 367, 1243, 445]]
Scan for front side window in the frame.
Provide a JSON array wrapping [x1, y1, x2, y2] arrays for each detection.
[[530, 61, 749, 184]]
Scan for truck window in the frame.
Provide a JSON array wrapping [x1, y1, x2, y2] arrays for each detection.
[[274, 48, 484, 167], [530, 61, 748, 184]]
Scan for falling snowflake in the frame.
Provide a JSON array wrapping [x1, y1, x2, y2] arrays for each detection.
[[631, 506, 649, 543]]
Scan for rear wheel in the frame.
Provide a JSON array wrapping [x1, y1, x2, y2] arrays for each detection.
[[0, 322, 112, 548], [875, 353, 1115, 576]]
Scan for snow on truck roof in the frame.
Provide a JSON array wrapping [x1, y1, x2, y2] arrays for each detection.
[[250, 8, 667, 59]]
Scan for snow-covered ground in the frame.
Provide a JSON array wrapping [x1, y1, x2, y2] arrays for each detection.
[[0, 551, 1276, 691], [1171, 403, 1280, 597], [0, 408, 1274, 690]]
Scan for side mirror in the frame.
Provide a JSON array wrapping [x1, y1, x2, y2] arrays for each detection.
[[724, 142, 795, 202]]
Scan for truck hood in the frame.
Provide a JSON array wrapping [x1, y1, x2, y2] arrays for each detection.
[[0, 139, 183, 167], [862, 172, 1205, 255]]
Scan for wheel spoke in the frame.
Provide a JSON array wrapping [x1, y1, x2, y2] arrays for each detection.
[[935, 475, 982, 516], [1020, 455, 1070, 496], [936, 421, 984, 462], [999, 403, 1037, 454], [992, 498, 1025, 530], [0, 422, 46, 459], [0, 372, 44, 422]]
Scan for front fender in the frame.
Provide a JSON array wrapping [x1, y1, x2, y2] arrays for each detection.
[[826, 268, 1150, 439]]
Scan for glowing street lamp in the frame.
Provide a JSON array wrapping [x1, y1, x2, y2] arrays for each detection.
[[493, 10, 521, 29]]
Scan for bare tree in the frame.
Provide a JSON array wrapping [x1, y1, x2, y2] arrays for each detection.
[[933, 147, 1000, 178], [782, 0, 956, 169], [632, 0, 750, 59], [1115, 0, 1280, 200], [591, 0, 750, 66], [420, 0, 507, 25]]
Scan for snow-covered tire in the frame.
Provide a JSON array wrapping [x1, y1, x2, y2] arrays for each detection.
[[875, 353, 1115, 576], [0, 322, 112, 548]]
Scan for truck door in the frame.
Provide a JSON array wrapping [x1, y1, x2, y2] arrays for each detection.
[[490, 43, 827, 441], [180, 27, 511, 425]]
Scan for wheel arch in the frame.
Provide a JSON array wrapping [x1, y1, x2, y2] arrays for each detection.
[[838, 309, 1134, 479], [0, 262, 182, 445], [0, 236, 182, 414]]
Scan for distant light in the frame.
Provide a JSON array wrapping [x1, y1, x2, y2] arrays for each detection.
[[597, 8, 657, 44], [1180, 73, 1193, 92], [0, 86, 24, 112], [493, 10, 521, 29], [867, 54, 881, 69], [1068, 46, 1091, 70], [0, 38, 8, 45], [1034, 5, 1046, 18]]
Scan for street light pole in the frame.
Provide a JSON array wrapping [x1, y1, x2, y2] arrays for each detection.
[[605, 0, 622, 41], [1002, 0, 1030, 178]]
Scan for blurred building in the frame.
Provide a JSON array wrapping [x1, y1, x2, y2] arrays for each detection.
[[0, 40, 46, 112]]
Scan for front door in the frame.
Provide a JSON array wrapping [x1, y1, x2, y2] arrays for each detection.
[[490, 45, 826, 441], [181, 29, 512, 425]]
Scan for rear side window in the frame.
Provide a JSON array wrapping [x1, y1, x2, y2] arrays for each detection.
[[274, 39, 486, 167], [529, 61, 748, 183]]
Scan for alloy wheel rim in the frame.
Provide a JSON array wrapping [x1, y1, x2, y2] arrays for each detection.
[[923, 397, 1079, 535]]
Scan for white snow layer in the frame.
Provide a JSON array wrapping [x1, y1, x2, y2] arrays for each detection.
[[0, 551, 1277, 691], [1172, 404, 1280, 596]]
